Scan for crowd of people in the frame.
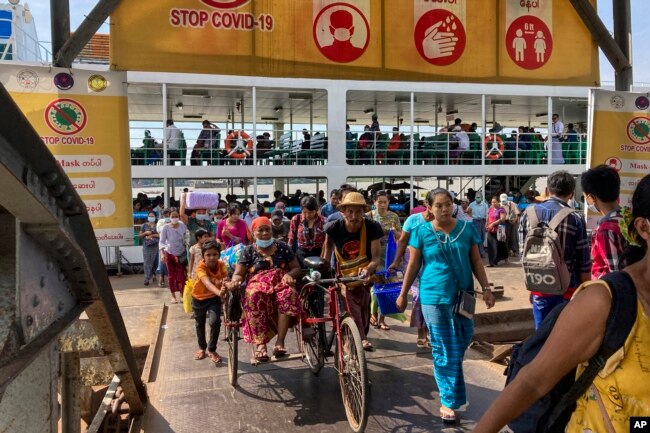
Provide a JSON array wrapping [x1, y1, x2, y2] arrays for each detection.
[[134, 166, 648, 429]]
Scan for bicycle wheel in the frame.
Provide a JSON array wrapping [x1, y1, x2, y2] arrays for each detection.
[[304, 322, 325, 375], [227, 326, 239, 387], [336, 317, 369, 433]]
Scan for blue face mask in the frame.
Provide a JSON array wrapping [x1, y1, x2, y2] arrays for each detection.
[[147, 216, 156, 222], [256, 238, 274, 248], [164, 217, 171, 223], [196, 213, 210, 221]]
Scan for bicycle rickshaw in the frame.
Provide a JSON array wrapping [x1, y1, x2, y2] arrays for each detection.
[[222, 256, 370, 433]]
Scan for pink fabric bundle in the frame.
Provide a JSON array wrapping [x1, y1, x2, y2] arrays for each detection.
[[185, 192, 220, 210]]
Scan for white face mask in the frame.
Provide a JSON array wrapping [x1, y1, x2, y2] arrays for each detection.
[[171, 217, 180, 224], [333, 27, 352, 41], [500, 200, 508, 206]]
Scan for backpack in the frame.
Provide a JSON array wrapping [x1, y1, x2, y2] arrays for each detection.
[[521, 206, 574, 295], [505, 271, 637, 433]]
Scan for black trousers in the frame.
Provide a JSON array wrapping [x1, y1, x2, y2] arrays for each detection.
[[192, 296, 222, 352]]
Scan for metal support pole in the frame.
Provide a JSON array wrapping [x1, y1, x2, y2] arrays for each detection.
[[51, 0, 70, 58], [162, 83, 168, 166], [252, 86, 257, 167], [546, 96, 553, 165], [410, 92, 414, 165], [613, 0, 633, 91], [61, 352, 81, 433], [481, 95, 486, 166]]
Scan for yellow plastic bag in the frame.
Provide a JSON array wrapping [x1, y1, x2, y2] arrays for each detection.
[[183, 279, 193, 314]]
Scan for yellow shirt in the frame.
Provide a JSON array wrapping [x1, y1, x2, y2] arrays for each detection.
[[566, 294, 650, 433]]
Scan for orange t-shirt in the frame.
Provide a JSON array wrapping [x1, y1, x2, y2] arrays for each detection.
[[192, 259, 228, 301], [388, 135, 401, 151]]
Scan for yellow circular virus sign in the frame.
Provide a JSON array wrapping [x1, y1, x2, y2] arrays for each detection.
[[88, 74, 108, 92]]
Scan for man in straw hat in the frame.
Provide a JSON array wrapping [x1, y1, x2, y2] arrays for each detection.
[[323, 192, 384, 350]]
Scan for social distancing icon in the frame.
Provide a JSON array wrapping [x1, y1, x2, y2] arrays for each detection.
[[506, 15, 552, 69]]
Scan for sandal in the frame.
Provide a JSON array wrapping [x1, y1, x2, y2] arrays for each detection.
[[416, 339, 427, 348], [440, 407, 456, 424], [254, 346, 269, 362], [361, 340, 374, 351], [379, 323, 390, 331], [369, 317, 379, 328], [194, 349, 206, 360], [170, 298, 178, 304], [208, 351, 222, 364], [272, 346, 287, 357]]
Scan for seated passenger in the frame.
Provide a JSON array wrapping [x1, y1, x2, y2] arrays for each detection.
[[228, 217, 302, 361], [386, 127, 401, 164]]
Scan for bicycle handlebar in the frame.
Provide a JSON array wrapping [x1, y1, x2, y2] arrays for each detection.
[[302, 274, 367, 286]]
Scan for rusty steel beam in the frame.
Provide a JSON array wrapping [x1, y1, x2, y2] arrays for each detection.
[[569, 0, 632, 79], [0, 84, 147, 414], [54, 0, 123, 67]]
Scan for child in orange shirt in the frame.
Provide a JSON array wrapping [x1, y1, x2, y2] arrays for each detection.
[[192, 240, 228, 363]]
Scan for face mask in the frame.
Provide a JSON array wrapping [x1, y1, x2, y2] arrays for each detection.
[[500, 200, 508, 206], [147, 216, 156, 222], [196, 213, 210, 221], [164, 217, 171, 223], [476, 197, 482, 203], [256, 238, 274, 248], [333, 27, 352, 41], [171, 217, 180, 224], [588, 203, 599, 213]]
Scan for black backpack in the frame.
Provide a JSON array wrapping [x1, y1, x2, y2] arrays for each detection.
[[504, 271, 637, 433]]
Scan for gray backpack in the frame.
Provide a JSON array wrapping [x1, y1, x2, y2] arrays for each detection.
[[521, 206, 574, 295]]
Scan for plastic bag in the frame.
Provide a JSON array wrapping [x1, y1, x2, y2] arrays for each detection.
[[220, 243, 246, 273], [186, 191, 220, 210], [183, 279, 193, 314]]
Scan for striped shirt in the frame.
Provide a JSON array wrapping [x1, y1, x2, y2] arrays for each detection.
[[518, 197, 592, 298]]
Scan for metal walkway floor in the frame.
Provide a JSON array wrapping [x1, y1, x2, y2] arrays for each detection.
[[138, 300, 506, 433]]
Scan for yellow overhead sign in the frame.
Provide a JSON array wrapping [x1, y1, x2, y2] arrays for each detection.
[[110, 0, 599, 86], [1, 66, 134, 247]]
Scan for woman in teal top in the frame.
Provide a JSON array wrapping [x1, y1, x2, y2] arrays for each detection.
[[396, 188, 495, 424]]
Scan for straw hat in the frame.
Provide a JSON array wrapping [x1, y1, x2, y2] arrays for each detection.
[[337, 192, 371, 212]]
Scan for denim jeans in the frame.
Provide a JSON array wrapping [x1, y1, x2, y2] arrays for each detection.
[[531, 295, 567, 329]]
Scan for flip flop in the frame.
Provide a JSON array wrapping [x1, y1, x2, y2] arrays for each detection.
[[369, 317, 380, 328], [440, 407, 456, 424], [416, 339, 427, 348], [254, 350, 270, 362], [208, 351, 222, 364], [361, 340, 374, 351], [272, 346, 287, 357], [194, 349, 206, 360], [379, 323, 390, 331]]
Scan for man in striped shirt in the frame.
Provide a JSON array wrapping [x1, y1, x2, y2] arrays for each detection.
[[581, 165, 626, 279], [519, 171, 592, 328]]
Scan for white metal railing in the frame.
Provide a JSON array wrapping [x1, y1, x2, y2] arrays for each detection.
[[129, 124, 586, 167], [129, 126, 328, 166]]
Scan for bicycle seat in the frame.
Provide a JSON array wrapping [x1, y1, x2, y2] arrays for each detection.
[[304, 256, 325, 269]]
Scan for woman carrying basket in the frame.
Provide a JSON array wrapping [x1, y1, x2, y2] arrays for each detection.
[[366, 190, 402, 330], [396, 188, 495, 424]]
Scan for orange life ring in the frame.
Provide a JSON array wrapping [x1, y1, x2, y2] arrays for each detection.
[[485, 134, 505, 160], [225, 131, 253, 159]]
